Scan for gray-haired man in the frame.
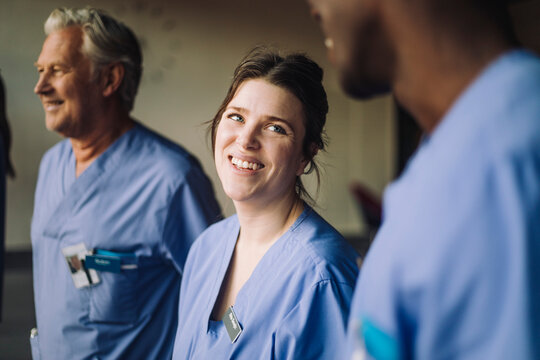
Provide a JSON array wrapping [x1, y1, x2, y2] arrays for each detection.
[[31, 7, 221, 359]]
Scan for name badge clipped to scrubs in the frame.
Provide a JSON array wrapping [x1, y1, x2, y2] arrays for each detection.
[[62, 243, 100, 289], [223, 306, 243, 343]]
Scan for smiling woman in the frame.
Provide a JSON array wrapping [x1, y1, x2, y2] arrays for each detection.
[[172, 47, 360, 360], [214, 79, 307, 207], [209, 47, 329, 204]]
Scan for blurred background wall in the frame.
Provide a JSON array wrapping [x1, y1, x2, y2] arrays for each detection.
[[0, 0, 396, 251], [1, 0, 539, 252]]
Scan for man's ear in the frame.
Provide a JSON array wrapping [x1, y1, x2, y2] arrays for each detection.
[[101, 62, 125, 97], [296, 143, 319, 176]]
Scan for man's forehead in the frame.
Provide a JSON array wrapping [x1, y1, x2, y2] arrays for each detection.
[[36, 27, 86, 66]]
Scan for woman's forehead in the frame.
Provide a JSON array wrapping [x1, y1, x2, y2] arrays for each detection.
[[228, 79, 305, 124]]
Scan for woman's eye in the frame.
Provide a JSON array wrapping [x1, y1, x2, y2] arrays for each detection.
[[267, 124, 286, 135], [229, 114, 244, 122]]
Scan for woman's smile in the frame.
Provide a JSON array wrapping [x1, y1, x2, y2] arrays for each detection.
[[229, 155, 265, 171]]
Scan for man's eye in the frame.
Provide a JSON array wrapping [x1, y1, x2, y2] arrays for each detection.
[[267, 124, 286, 134], [229, 114, 244, 122]]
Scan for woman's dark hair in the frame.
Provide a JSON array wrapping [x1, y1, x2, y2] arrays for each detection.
[[0, 73, 15, 178], [209, 46, 328, 202]]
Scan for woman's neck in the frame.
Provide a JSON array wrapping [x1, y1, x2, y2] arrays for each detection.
[[234, 192, 304, 247]]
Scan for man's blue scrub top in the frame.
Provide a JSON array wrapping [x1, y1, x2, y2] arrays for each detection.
[[347, 50, 540, 359], [173, 205, 359, 359], [31, 122, 221, 359]]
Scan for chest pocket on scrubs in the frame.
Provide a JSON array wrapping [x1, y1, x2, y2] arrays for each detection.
[[88, 250, 139, 324]]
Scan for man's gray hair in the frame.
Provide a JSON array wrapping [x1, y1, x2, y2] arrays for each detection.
[[44, 7, 142, 112]]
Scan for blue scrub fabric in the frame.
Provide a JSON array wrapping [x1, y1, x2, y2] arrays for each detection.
[[347, 50, 540, 360], [30, 122, 222, 360], [172, 205, 359, 359]]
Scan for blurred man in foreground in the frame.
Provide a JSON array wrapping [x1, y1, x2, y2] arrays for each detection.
[[308, 0, 540, 358]]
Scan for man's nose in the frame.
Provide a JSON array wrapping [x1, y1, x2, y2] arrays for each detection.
[[34, 72, 52, 95]]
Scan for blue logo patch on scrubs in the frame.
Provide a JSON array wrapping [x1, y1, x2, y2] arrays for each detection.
[[360, 316, 400, 360], [85, 249, 137, 273], [85, 254, 122, 273]]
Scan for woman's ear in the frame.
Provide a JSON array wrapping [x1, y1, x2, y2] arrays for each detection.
[[296, 143, 319, 176], [101, 62, 125, 98]]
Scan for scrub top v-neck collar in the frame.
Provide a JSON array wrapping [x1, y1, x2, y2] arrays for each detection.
[[205, 204, 312, 334], [43, 124, 138, 239]]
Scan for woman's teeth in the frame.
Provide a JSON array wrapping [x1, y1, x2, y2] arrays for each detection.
[[231, 156, 262, 170]]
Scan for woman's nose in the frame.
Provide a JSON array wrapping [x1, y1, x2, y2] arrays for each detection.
[[235, 125, 260, 149]]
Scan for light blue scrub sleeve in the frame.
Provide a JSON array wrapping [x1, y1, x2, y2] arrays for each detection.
[[160, 167, 221, 274], [272, 280, 354, 360]]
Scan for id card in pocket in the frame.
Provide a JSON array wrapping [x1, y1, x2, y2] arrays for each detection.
[[62, 243, 100, 288]]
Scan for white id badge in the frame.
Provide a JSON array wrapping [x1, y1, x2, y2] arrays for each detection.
[[61, 243, 100, 288]]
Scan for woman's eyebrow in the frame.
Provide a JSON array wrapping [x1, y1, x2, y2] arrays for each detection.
[[226, 106, 249, 114], [227, 106, 292, 125]]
